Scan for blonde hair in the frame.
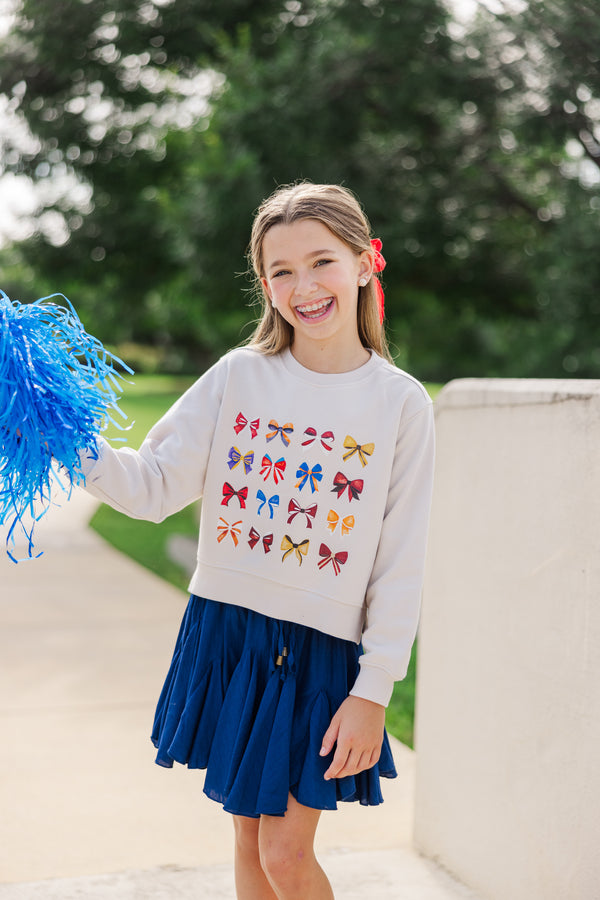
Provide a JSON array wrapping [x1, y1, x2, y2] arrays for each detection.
[[246, 182, 392, 361]]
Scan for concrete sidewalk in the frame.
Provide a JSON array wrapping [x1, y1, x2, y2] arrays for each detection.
[[0, 489, 479, 899]]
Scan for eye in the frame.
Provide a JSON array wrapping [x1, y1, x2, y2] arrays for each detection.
[[272, 269, 290, 278], [315, 258, 332, 267]]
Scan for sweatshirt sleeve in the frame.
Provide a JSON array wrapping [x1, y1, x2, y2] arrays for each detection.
[[78, 357, 227, 522], [349, 399, 435, 707]]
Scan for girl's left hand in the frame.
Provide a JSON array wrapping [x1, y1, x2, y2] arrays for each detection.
[[320, 695, 386, 780]]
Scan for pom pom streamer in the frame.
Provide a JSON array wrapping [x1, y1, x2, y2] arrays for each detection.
[[0, 289, 133, 562]]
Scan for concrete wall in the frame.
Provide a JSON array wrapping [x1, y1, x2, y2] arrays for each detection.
[[413, 379, 600, 900]]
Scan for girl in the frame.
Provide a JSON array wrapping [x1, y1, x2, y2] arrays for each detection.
[[79, 182, 435, 899]]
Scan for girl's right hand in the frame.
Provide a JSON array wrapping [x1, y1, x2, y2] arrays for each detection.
[[320, 695, 386, 780]]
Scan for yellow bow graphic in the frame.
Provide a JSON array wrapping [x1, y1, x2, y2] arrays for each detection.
[[326, 510, 355, 535], [280, 534, 309, 565], [343, 435, 375, 467]]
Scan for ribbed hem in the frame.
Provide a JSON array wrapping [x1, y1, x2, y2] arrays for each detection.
[[189, 560, 365, 644]]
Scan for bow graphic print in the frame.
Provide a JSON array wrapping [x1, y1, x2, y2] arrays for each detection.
[[248, 526, 273, 553], [266, 420, 294, 446], [301, 427, 335, 451], [326, 510, 355, 535], [228, 446, 254, 474], [234, 412, 260, 439], [217, 517, 242, 546], [260, 454, 286, 484], [287, 498, 318, 528], [221, 482, 248, 508], [281, 534, 309, 565], [331, 472, 364, 502], [295, 462, 323, 493], [256, 490, 280, 519], [318, 543, 348, 576], [342, 435, 375, 467]]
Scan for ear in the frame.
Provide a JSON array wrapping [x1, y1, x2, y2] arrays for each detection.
[[261, 276, 277, 309], [261, 276, 272, 301], [357, 249, 373, 285]]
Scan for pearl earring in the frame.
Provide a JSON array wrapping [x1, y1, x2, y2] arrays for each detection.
[[358, 277, 368, 287]]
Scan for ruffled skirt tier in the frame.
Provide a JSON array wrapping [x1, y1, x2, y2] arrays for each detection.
[[151, 595, 397, 818]]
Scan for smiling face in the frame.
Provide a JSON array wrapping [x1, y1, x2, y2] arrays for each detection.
[[260, 218, 372, 369]]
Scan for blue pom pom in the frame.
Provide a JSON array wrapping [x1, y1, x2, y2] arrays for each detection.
[[0, 289, 133, 562]]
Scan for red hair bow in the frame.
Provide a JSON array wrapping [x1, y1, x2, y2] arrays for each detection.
[[370, 238, 386, 325]]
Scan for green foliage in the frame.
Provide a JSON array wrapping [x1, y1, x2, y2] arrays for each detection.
[[1, 0, 599, 378], [386, 644, 418, 747], [102, 372, 197, 445], [91, 502, 198, 592]]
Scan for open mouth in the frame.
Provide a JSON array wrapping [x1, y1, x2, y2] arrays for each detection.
[[295, 298, 334, 321]]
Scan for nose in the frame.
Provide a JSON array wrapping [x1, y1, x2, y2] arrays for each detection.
[[294, 268, 318, 298]]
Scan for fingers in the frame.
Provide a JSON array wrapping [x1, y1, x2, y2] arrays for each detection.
[[323, 747, 359, 781], [321, 696, 386, 780], [319, 714, 340, 759], [323, 745, 380, 781]]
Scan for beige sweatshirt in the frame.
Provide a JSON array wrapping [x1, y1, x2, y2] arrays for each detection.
[[81, 346, 435, 707]]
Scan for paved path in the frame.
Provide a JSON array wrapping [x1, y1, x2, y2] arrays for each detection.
[[0, 488, 479, 899]]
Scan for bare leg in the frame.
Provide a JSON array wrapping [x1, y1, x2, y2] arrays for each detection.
[[233, 814, 278, 900], [258, 794, 334, 900]]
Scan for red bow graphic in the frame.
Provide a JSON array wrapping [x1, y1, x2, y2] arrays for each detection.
[[331, 472, 364, 502], [221, 482, 248, 508], [248, 526, 273, 553], [287, 498, 318, 528], [318, 543, 348, 576], [234, 412, 260, 439], [260, 454, 286, 484], [301, 427, 335, 451]]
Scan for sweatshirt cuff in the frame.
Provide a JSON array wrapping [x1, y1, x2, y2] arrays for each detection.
[[349, 663, 395, 708]]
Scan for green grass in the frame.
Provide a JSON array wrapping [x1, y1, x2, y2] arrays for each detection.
[[91, 501, 199, 592], [102, 374, 197, 448], [424, 382, 443, 401], [386, 643, 418, 747], [90, 374, 442, 747]]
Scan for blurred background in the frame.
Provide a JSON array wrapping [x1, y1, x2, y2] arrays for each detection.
[[1, 0, 599, 383], [1, 0, 599, 751]]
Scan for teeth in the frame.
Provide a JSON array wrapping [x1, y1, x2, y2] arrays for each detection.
[[296, 298, 331, 314]]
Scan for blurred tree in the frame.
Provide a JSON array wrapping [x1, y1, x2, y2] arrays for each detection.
[[147, 2, 540, 374], [0, 0, 598, 377], [458, 0, 600, 376], [0, 0, 287, 363]]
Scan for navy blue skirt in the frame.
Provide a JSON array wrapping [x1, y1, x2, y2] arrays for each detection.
[[151, 595, 397, 818]]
